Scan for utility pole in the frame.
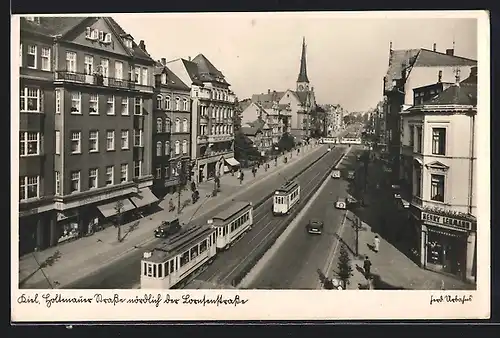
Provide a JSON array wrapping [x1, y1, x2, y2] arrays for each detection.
[[177, 159, 185, 215], [354, 216, 361, 257]]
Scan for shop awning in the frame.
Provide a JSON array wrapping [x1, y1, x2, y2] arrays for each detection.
[[225, 157, 240, 167], [130, 188, 159, 208], [97, 198, 136, 218]]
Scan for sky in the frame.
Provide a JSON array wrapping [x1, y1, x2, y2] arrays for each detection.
[[113, 12, 479, 112]]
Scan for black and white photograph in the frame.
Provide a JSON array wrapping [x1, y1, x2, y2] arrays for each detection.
[[12, 11, 490, 321]]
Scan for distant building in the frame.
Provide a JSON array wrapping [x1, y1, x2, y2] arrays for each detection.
[[401, 67, 477, 283], [383, 42, 477, 181], [240, 119, 272, 156], [167, 55, 237, 183], [19, 16, 156, 255]]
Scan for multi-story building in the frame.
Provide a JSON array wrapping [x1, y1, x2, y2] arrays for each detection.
[[240, 121, 272, 156], [383, 42, 477, 182], [152, 58, 192, 197], [401, 67, 477, 283], [18, 16, 156, 255], [167, 55, 237, 183]]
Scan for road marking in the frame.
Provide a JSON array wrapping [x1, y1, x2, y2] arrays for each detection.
[[238, 149, 352, 288]]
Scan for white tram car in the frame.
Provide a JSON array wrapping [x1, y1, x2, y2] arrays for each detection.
[[140, 201, 254, 289], [273, 180, 300, 216]]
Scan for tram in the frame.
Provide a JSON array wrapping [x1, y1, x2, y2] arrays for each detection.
[[273, 180, 301, 216], [211, 201, 254, 250]]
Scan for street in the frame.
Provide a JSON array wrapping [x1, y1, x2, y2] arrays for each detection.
[[66, 145, 345, 288], [242, 146, 363, 289]]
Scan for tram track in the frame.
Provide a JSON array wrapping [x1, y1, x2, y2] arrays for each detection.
[[184, 147, 349, 288]]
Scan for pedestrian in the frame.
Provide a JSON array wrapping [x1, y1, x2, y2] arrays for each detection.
[[240, 171, 244, 184], [373, 235, 380, 253], [363, 256, 372, 279]]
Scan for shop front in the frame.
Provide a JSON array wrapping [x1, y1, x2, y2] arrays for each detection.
[[414, 208, 477, 283], [129, 187, 160, 217], [224, 157, 240, 174]]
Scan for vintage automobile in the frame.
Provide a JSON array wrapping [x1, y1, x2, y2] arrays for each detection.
[[154, 218, 181, 238], [347, 170, 356, 180], [331, 169, 341, 179], [306, 219, 324, 235], [335, 197, 347, 210]]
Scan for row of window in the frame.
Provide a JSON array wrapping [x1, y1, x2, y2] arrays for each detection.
[[229, 211, 251, 233], [198, 125, 233, 136], [20, 43, 150, 84], [19, 161, 143, 201], [156, 118, 189, 134], [66, 129, 143, 155], [409, 126, 446, 156], [155, 165, 180, 180], [155, 140, 189, 157], [414, 170, 445, 203], [20, 86, 144, 115], [195, 88, 232, 102], [199, 105, 233, 119], [275, 188, 299, 205], [156, 95, 189, 111]]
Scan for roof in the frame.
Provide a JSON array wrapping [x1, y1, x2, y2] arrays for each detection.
[[241, 126, 261, 136], [20, 17, 153, 62], [192, 54, 229, 85], [212, 201, 252, 222], [154, 62, 190, 91], [238, 98, 252, 111], [276, 180, 299, 194], [180, 58, 204, 85], [251, 91, 286, 103], [294, 91, 309, 105], [384, 48, 477, 92], [297, 37, 310, 83]]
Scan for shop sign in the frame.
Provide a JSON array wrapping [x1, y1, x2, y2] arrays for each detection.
[[421, 212, 472, 231]]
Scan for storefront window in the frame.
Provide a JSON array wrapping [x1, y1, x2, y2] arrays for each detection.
[[426, 230, 464, 277]]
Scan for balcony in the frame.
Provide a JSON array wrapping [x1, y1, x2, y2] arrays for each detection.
[[197, 135, 208, 144], [134, 115, 145, 129], [199, 90, 212, 100], [208, 134, 234, 143], [55, 71, 135, 90]]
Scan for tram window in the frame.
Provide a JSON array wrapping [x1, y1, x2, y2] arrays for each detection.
[[158, 263, 163, 278], [180, 251, 190, 267], [200, 239, 207, 253], [153, 264, 157, 278], [191, 245, 199, 259], [143, 262, 147, 276], [164, 262, 169, 276], [213, 233, 216, 244], [147, 263, 153, 277], [170, 260, 175, 273]]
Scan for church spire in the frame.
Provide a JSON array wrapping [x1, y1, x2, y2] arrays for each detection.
[[297, 36, 309, 84]]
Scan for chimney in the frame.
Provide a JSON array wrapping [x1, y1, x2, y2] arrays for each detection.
[[470, 66, 478, 77], [161, 58, 166, 66], [446, 48, 454, 56], [268, 89, 271, 94], [455, 68, 461, 84], [389, 41, 393, 51], [433, 43, 437, 52], [188, 56, 191, 61], [139, 40, 146, 50], [438, 70, 442, 83]]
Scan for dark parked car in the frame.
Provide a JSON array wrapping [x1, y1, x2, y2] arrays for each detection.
[[154, 218, 181, 238]]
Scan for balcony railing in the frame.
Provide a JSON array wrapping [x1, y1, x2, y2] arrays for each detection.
[[208, 134, 233, 143], [55, 71, 135, 90]]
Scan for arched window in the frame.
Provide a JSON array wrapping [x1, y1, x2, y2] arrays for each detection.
[[175, 140, 180, 155], [211, 125, 215, 135], [156, 95, 162, 109], [164, 141, 170, 155], [156, 118, 163, 133], [182, 118, 188, 133], [175, 118, 181, 133], [165, 117, 171, 133], [156, 141, 162, 156], [165, 96, 171, 110], [175, 97, 180, 111], [183, 98, 189, 111], [182, 140, 188, 154]]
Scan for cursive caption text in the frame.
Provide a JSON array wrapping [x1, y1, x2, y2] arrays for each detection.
[[17, 293, 249, 308], [429, 294, 473, 306]]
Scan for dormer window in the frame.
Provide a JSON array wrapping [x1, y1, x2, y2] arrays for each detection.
[[104, 33, 112, 43], [124, 39, 133, 49], [161, 73, 167, 84]]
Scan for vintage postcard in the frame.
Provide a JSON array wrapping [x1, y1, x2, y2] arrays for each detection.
[[11, 10, 490, 322]]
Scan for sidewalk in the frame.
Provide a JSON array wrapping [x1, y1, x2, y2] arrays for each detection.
[[336, 157, 474, 290], [19, 142, 323, 289]]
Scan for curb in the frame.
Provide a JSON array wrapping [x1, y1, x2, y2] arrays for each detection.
[[56, 144, 326, 289], [231, 147, 350, 287]]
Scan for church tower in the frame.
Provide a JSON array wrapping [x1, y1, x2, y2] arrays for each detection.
[[296, 37, 310, 92]]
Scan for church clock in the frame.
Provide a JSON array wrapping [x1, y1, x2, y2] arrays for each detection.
[[298, 84, 304, 91]]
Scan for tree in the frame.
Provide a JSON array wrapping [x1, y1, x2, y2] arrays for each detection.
[[232, 97, 244, 132], [310, 105, 327, 138], [234, 130, 260, 164], [337, 244, 354, 289], [277, 132, 295, 152]]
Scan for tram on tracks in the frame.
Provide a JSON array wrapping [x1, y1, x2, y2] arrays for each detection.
[[140, 201, 254, 289], [272, 180, 301, 216]]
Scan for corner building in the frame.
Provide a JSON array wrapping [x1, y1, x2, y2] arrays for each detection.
[[167, 55, 237, 183], [18, 16, 156, 255]]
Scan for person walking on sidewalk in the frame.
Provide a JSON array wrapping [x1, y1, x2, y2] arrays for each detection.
[[239, 171, 244, 185], [363, 256, 372, 279], [373, 235, 380, 253]]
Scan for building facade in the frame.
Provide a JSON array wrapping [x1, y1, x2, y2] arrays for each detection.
[[18, 16, 156, 256], [152, 59, 192, 197], [167, 55, 237, 183], [241, 99, 291, 145], [240, 123, 272, 156], [401, 67, 477, 283], [383, 43, 477, 183]]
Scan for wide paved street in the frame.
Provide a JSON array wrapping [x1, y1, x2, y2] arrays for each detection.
[[243, 146, 363, 289], [67, 145, 343, 288]]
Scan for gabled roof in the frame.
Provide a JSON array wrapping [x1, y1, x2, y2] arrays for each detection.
[[384, 48, 477, 92], [154, 62, 190, 91], [251, 91, 286, 103], [241, 126, 261, 136], [294, 91, 309, 105], [238, 98, 252, 111], [179, 58, 204, 86], [192, 54, 229, 85], [106, 17, 152, 61]]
